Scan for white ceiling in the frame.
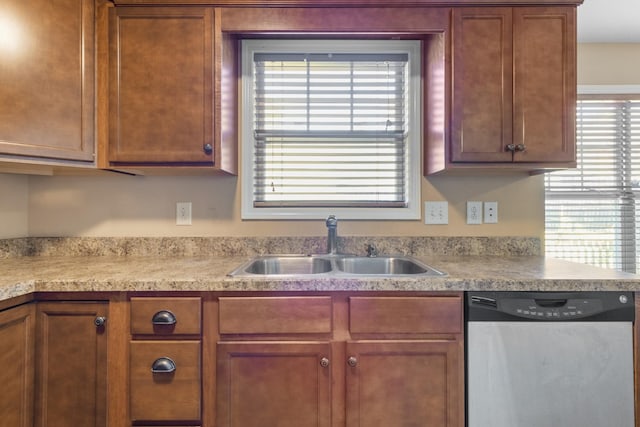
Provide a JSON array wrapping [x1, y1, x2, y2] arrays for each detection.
[[578, 0, 640, 43]]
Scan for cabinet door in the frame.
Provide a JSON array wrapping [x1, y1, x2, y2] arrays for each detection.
[[217, 342, 332, 427], [451, 8, 513, 163], [346, 340, 463, 427], [0, 304, 35, 427], [0, 0, 94, 161], [109, 7, 214, 164], [513, 7, 576, 163], [34, 302, 108, 427]]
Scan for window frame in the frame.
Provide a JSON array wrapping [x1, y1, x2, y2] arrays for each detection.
[[240, 39, 422, 220]]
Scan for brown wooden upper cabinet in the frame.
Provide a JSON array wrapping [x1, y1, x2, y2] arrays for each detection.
[[429, 6, 577, 174], [0, 0, 95, 163], [107, 7, 237, 173]]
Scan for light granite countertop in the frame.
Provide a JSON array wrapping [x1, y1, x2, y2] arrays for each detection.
[[2, 254, 640, 303]]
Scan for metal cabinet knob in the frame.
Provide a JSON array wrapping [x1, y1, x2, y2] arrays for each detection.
[[151, 357, 176, 374], [320, 357, 330, 368], [505, 144, 516, 152], [515, 144, 526, 152], [203, 143, 213, 155], [94, 316, 107, 327], [347, 356, 358, 367], [152, 310, 177, 326]]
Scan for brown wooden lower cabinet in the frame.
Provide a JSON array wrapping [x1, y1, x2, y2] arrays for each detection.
[[346, 340, 463, 427], [34, 302, 108, 427], [0, 303, 35, 427], [217, 341, 332, 427]]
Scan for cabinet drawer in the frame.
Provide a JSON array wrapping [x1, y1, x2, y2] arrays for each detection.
[[219, 296, 332, 335], [130, 341, 201, 421], [130, 297, 201, 335], [350, 296, 462, 334]]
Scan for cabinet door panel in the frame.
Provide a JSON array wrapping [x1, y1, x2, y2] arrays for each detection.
[[109, 7, 214, 164], [217, 342, 332, 427], [451, 8, 513, 163], [0, 304, 35, 427], [513, 7, 576, 163], [0, 0, 94, 161], [346, 340, 463, 427], [34, 302, 107, 427]]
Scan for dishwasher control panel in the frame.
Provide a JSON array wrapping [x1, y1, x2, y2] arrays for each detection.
[[467, 292, 634, 322]]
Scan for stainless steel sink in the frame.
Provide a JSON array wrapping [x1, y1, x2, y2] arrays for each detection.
[[230, 255, 333, 276], [228, 254, 445, 277], [334, 255, 444, 276]]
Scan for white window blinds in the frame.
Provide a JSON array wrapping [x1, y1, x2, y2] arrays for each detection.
[[251, 50, 410, 208], [545, 96, 640, 272]]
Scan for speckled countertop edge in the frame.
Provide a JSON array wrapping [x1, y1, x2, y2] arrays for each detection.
[[2, 253, 640, 303]]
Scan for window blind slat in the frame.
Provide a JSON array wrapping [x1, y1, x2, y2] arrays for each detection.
[[252, 49, 409, 207], [545, 98, 640, 272]]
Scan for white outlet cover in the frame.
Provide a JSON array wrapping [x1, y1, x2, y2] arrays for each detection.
[[425, 201, 448, 225], [484, 201, 498, 224], [176, 202, 192, 226], [466, 201, 483, 225]]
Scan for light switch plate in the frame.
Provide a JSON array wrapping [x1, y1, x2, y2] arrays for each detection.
[[176, 202, 192, 226], [425, 201, 448, 225]]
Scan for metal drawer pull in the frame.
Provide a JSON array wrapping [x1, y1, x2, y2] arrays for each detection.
[[151, 357, 176, 374], [152, 310, 177, 326]]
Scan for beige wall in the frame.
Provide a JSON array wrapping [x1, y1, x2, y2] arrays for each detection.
[[0, 174, 28, 238], [578, 44, 640, 86], [26, 174, 544, 237], [14, 43, 639, 239]]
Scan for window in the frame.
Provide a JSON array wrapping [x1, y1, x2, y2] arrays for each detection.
[[545, 92, 640, 272], [241, 39, 421, 220]]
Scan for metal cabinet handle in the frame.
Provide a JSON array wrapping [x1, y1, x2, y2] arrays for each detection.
[[152, 310, 177, 326], [151, 357, 176, 374], [505, 144, 516, 152], [203, 143, 213, 155], [347, 356, 358, 367], [515, 144, 526, 152], [94, 316, 107, 327], [320, 357, 330, 368]]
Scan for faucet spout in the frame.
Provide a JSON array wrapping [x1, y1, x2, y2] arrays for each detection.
[[326, 215, 338, 255]]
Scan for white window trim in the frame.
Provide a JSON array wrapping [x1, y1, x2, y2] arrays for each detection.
[[240, 39, 422, 220]]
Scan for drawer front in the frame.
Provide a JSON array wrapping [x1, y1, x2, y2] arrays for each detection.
[[130, 341, 201, 422], [130, 297, 201, 335], [219, 296, 332, 335], [350, 296, 462, 334]]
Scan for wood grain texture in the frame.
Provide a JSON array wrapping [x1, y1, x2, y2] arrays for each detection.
[[34, 302, 108, 427], [130, 340, 201, 421], [0, 303, 35, 427], [219, 296, 332, 335], [130, 296, 202, 335], [0, 0, 94, 162], [217, 341, 332, 427]]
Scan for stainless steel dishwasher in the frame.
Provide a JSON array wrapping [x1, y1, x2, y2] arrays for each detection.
[[466, 291, 635, 427]]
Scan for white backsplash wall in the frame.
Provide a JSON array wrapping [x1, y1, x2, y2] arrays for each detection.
[[25, 173, 545, 238]]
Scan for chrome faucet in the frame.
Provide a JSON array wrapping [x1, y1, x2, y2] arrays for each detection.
[[326, 215, 338, 255]]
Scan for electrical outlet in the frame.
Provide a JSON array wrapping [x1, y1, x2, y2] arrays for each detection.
[[425, 201, 448, 225], [484, 201, 498, 224], [466, 201, 483, 225], [176, 202, 192, 226]]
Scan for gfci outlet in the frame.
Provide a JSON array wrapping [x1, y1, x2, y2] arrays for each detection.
[[466, 201, 483, 225], [176, 202, 192, 226]]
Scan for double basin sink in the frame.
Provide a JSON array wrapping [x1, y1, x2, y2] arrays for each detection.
[[228, 254, 446, 277]]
